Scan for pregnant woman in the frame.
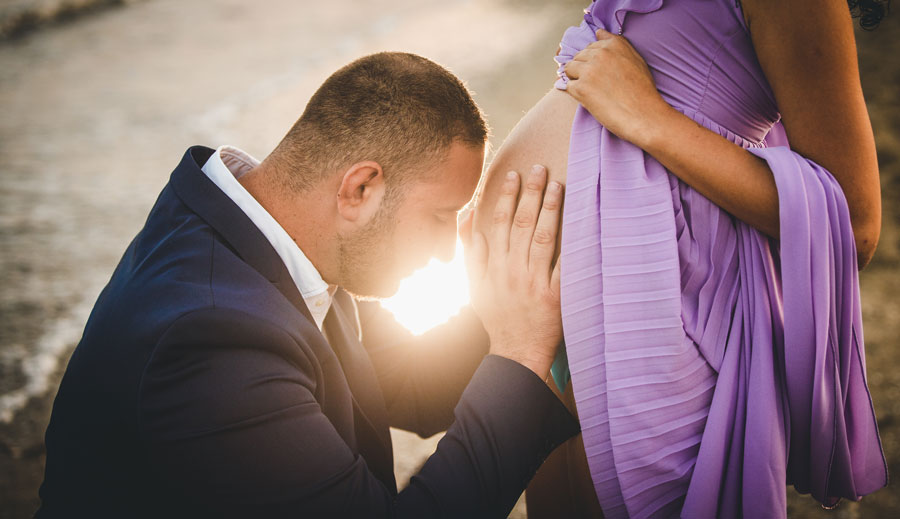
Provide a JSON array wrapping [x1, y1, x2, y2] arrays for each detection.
[[471, 0, 888, 517]]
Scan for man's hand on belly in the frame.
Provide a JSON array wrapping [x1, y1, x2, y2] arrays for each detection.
[[462, 165, 563, 381]]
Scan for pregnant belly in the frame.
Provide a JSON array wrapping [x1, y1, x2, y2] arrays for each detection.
[[473, 88, 579, 255]]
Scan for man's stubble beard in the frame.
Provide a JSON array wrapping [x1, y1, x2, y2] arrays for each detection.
[[336, 189, 402, 301]]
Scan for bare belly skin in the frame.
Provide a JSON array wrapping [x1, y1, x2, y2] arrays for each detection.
[[473, 88, 578, 247]]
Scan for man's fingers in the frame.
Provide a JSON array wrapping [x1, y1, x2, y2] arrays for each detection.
[[509, 165, 548, 264], [460, 208, 488, 285], [528, 180, 563, 279], [463, 229, 488, 286], [458, 208, 474, 248], [489, 171, 520, 258], [550, 255, 561, 299]]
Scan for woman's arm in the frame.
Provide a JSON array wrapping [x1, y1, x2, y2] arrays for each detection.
[[563, 0, 881, 267], [742, 0, 881, 266]]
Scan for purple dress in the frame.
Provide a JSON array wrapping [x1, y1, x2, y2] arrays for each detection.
[[553, 1, 888, 517]]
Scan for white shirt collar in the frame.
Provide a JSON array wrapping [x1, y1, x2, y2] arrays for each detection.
[[200, 145, 334, 330]]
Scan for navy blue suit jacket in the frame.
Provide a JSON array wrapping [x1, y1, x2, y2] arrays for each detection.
[[36, 146, 579, 518]]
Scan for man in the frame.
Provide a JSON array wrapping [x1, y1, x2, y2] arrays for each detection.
[[36, 52, 577, 517]]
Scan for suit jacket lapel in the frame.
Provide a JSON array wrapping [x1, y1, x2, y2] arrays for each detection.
[[171, 147, 397, 491], [169, 146, 314, 323], [325, 290, 396, 492]]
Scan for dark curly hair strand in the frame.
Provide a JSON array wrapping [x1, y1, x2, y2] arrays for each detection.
[[849, 0, 891, 30], [737, 1, 891, 30]]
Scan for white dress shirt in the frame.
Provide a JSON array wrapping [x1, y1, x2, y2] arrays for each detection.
[[201, 145, 334, 331]]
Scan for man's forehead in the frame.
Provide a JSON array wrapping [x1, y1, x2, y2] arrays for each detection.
[[413, 170, 480, 207], [418, 143, 484, 197]]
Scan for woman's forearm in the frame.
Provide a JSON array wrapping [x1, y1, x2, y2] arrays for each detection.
[[563, 32, 779, 241], [637, 105, 781, 239], [742, 0, 881, 267]]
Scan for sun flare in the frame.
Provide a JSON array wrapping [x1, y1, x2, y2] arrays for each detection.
[[380, 238, 470, 335]]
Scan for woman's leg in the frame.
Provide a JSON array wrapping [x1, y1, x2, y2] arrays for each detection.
[[528, 379, 604, 519], [472, 88, 603, 517]]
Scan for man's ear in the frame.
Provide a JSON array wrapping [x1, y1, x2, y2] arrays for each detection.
[[335, 161, 386, 227]]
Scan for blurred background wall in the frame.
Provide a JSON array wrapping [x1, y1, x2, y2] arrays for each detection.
[[1, 1, 897, 517]]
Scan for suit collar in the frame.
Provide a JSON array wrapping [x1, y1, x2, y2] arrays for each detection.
[[169, 146, 315, 325], [171, 147, 396, 491]]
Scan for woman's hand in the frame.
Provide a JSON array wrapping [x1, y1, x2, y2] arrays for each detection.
[[461, 165, 563, 380], [564, 27, 783, 243], [563, 28, 671, 146]]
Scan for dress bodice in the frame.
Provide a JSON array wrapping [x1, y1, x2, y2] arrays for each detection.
[[586, 0, 780, 146]]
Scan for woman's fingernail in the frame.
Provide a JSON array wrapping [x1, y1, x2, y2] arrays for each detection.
[[506, 171, 518, 180], [531, 165, 545, 175], [549, 181, 561, 192]]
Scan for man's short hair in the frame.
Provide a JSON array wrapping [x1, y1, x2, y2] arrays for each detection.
[[273, 52, 488, 191]]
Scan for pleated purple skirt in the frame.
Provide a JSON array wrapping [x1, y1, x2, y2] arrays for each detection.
[[554, 1, 888, 517]]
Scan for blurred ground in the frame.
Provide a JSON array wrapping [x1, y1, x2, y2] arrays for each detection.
[[0, 1, 897, 518], [0, 0, 139, 39]]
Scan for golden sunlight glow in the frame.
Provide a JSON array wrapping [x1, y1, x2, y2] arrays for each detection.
[[380, 238, 470, 335]]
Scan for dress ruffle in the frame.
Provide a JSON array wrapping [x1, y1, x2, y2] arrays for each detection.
[[554, 1, 665, 91], [607, 0, 665, 31]]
